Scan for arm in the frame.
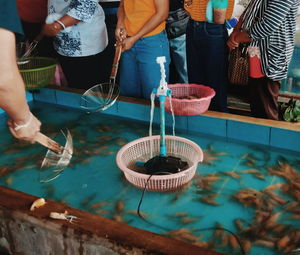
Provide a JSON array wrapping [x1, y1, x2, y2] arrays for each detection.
[[121, 0, 169, 51], [0, 28, 41, 142], [212, 0, 228, 24], [115, 0, 127, 42], [42, 15, 80, 37], [248, 0, 295, 41], [227, 13, 247, 49], [233, 0, 295, 45], [42, 0, 98, 37], [213, 9, 227, 24]]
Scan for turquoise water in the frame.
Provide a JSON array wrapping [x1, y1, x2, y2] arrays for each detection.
[[1, 102, 300, 255]]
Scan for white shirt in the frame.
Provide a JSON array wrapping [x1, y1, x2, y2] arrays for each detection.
[[48, 0, 108, 57]]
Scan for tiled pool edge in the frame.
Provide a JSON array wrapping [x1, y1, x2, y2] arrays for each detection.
[[0, 186, 222, 255], [33, 87, 300, 153]]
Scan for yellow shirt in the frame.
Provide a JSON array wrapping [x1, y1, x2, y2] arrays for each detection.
[[185, 0, 235, 22], [124, 0, 165, 37]]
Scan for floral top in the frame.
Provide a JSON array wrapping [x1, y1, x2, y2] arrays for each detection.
[[48, 0, 108, 57]]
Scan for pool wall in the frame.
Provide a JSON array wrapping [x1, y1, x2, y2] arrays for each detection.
[[0, 186, 221, 255], [32, 87, 300, 153]]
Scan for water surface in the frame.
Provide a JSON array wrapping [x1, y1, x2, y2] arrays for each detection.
[[1, 102, 300, 255]]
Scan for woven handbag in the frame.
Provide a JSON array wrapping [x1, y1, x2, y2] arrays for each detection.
[[228, 44, 249, 86]]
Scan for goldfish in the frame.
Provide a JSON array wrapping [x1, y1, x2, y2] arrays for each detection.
[[90, 201, 108, 209], [221, 171, 241, 179]]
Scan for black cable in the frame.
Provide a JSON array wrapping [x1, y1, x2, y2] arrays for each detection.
[[137, 174, 171, 232], [193, 227, 246, 255], [136, 173, 246, 255]]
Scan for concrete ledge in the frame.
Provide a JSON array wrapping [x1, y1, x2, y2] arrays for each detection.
[[0, 186, 222, 255]]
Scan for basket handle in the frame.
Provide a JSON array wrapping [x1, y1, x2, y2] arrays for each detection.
[[35, 132, 64, 154], [109, 44, 122, 83]]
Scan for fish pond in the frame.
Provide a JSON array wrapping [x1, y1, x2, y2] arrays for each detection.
[[0, 101, 300, 255]]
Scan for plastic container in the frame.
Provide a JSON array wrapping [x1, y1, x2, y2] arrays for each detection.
[[116, 135, 203, 191], [165, 84, 215, 116], [18, 57, 57, 90]]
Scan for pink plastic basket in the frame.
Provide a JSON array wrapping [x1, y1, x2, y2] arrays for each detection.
[[116, 135, 203, 192], [165, 84, 215, 116]]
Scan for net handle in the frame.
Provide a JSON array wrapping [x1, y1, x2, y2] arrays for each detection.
[[109, 44, 122, 83], [35, 132, 63, 154]]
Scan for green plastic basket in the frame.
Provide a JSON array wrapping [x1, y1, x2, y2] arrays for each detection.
[[18, 57, 57, 90]]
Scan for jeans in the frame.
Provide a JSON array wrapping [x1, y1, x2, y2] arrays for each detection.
[[169, 34, 188, 83], [119, 31, 170, 99], [186, 20, 229, 112]]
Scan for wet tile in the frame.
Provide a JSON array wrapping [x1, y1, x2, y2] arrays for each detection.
[[187, 115, 226, 137], [56, 90, 82, 109], [227, 120, 270, 145], [26, 91, 34, 102], [100, 101, 118, 116], [0, 112, 6, 127], [32, 88, 56, 104], [165, 113, 188, 132], [117, 101, 151, 122], [270, 128, 300, 152]]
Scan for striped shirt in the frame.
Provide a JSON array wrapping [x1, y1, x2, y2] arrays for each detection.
[[242, 0, 300, 81]]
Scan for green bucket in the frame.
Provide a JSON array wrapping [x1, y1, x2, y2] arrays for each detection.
[[18, 57, 57, 90]]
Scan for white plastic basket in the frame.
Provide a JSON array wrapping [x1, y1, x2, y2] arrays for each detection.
[[116, 135, 203, 191]]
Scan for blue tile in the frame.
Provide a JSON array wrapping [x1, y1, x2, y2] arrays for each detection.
[[0, 112, 7, 127], [117, 101, 151, 122], [270, 128, 300, 152], [99, 100, 119, 116], [227, 120, 270, 146], [165, 112, 188, 132], [25, 91, 33, 102], [32, 88, 56, 104], [55, 90, 82, 109], [187, 115, 227, 137]]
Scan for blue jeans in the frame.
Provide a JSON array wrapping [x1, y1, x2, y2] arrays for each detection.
[[169, 34, 188, 83], [186, 20, 229, 112], [119, 31, 170, 99]]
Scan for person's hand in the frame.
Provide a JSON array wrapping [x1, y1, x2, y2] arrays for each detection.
[[7, 113, 41, 143], [227, 31, 239, 50], [115, 26, 127, 43], [41, 22, 62, 37], [121, 36, 137, 51]]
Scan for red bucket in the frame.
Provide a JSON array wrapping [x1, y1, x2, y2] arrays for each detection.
[[165, 84, 215, 116]]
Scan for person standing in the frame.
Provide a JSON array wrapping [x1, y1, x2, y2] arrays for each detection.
[[115, 0, 170, 99], [41, 0, 108, 90], [167, 0, 189, 83], [185, 0, 235, 112], [0, 0, 41, 142], [227, 0, 300, 120], [16, 0, 56, 58]]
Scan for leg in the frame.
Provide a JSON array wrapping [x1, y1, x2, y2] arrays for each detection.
[[186, 21, 228, 112], [249, 77, 280, 120], [186, 20, 203, 84], [169, 34, 188, 83], [136, 31, 170, 99], [119, 47, 141, 98], [58, 52, 105, 90]]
